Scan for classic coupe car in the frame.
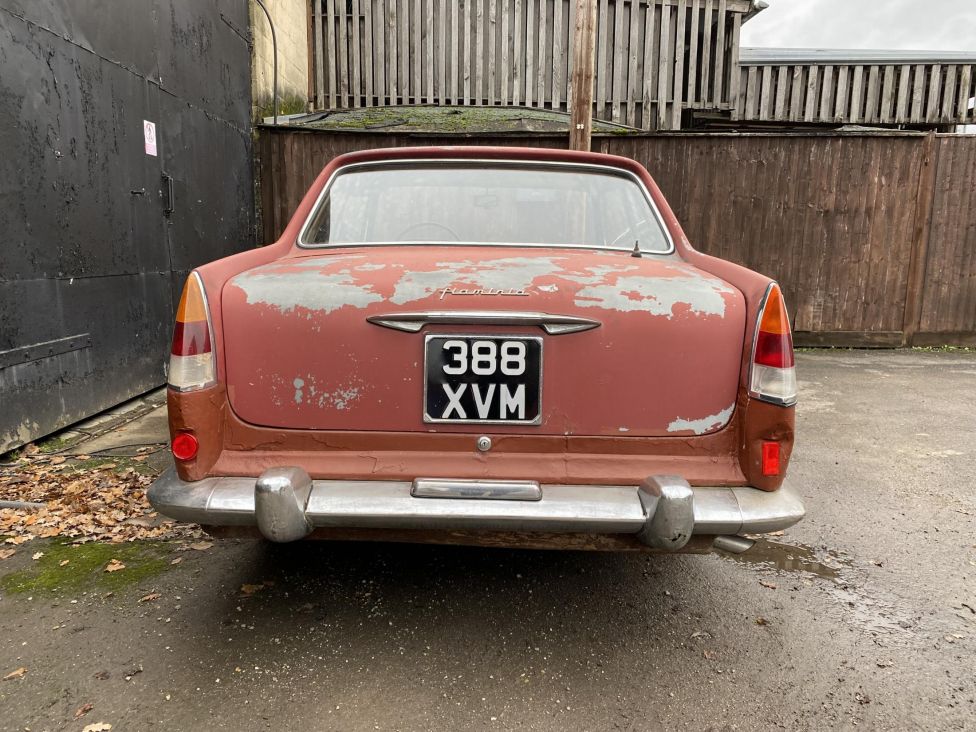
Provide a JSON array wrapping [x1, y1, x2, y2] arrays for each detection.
[[149, 146, 804, 554]]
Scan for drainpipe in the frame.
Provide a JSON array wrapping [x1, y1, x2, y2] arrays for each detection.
[[254, 0, 279, 125]]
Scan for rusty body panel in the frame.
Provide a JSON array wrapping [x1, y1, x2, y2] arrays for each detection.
[[161, 146, 796, 546]]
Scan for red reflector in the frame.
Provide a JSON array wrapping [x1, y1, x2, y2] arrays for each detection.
[[761, 441, 781, 477], [171, 320, 212, 356], [171, 432, 199, 461]]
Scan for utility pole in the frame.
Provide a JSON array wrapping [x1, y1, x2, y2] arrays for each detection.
[[568, 0, 597, 151]]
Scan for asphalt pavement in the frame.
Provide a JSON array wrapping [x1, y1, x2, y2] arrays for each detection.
[[1, 350, 974, 731]]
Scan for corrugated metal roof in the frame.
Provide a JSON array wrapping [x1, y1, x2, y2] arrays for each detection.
[[740, 47, 976, 65]]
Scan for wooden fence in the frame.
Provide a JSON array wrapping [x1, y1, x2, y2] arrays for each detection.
[[735, 55, 976, 127], [309, 0, 752, 130], [256, 128, 976, 346]]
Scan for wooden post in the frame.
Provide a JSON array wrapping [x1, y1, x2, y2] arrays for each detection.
[[902, 132, 938, 345], [569, 0, 597, 151]]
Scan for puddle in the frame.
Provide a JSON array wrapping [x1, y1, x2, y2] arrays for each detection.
[[717, 538, 917, 641], [717, 537, 850, 580]]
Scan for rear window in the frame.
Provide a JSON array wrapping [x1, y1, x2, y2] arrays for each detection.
[[300, 162, 672, 254]]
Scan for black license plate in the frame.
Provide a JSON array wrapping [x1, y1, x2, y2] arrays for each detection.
[[424, 335, 543, 424]]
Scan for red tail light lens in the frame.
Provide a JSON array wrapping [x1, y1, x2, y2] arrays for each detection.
[[168, 272, 217, 392], [171, 432, 199, 461], [761, 441, 781, 476], [749, 283, 797, 406]]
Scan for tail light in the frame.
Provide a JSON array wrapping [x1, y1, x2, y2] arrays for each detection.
[[749, 283, 797, 406], [169, 272, 216, 392], [171, 431, 199, 461], [761, 441, 781, 476]]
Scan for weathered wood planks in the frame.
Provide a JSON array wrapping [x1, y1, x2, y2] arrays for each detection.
[[310, 0, 747, 130], [735, 59, 976, 126], [258, 127, 976, 345]]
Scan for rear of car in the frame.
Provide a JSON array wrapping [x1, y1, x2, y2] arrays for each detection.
[[149, 146, 803, 553]]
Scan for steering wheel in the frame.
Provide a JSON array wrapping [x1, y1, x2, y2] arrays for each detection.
[[397, 221, 461, 241], [608, 219, 650, 249]]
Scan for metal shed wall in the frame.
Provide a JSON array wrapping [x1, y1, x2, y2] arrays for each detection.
[[0, 0, 256, 452]]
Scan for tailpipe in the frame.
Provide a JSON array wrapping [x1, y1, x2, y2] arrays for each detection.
[[713, 535, 756, 554]]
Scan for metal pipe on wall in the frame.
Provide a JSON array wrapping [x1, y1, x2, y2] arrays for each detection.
[[254, 0, 279, 125]]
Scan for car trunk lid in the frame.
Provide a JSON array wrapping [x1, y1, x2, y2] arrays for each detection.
[[221, 246, 746, 438]]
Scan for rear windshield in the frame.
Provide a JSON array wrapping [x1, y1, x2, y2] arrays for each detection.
[[300, 162, 672, 254]]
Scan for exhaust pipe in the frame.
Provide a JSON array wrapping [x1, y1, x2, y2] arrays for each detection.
[[713, 535, 755, 554]]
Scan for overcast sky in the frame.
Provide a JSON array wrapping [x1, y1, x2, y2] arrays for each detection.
[[740, 0, 976, 52]]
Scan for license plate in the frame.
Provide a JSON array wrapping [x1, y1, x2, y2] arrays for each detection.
[[424, 335, 543, 424]]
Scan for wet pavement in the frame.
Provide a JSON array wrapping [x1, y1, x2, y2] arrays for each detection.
[[1, 350, 974, 731]]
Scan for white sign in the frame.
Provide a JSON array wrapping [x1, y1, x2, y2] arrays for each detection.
[[143, 120, 157, 157]]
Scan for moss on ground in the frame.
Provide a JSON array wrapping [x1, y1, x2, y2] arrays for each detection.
[[66, 455, 158, 477], [0, 539, 174, 595], [255, 93, 309, 119], [303, 105, 641, 134], [910, 345, 973, 353], [36, 434, 84, 454]]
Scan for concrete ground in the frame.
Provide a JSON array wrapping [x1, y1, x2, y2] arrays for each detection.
[[1, 350, 974, 731]]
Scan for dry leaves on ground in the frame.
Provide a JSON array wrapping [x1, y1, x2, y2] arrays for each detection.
[[74, 702, 94, 719], [104, 559, 126, 573], [83, 723, 113, 732], [2, 667, 27, 681], [0, 453, 200, 544]]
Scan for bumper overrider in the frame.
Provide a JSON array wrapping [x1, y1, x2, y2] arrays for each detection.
[[148, 468, 805, 551]]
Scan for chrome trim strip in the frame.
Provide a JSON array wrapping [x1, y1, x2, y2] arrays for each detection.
[[148, 469, 805, 539], [295, 158, 676, 255], [412, 477, 542, 501], [367, 310, 601, 335]]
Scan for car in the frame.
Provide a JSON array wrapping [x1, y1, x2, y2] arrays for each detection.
[[148, 145, 804, 554]]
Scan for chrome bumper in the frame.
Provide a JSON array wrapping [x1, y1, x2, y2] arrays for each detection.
[[148, 468, 805, 549]]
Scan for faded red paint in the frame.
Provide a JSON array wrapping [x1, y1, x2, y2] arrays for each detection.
[[175, 146, 795, 495], [221, 247, 744, 437]]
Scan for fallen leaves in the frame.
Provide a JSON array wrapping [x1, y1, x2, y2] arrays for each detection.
[[759, 580, 778, 590], [32, 551, 44, 560], [2, 667, 27, 681], [188, 541, 213, 551], [138, 592, 161, 603], [755, 617, 769, 626], [59, 559, 70, 566], [0, 453, 197, 544], [104, 559, 126, 573], [0, 548, 16, 560], [83, 723, 112, 732], [240, 583, 266, 596], [74, 702, 94, 719]]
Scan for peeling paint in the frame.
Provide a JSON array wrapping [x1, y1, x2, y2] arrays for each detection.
[[389, 257, 566, 304], [667, 404, 735, 435], [233, 269, 383, 314], [562, 264, 640, 285], [574, 274, 735, 317], [293, 377, 305, 404]]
